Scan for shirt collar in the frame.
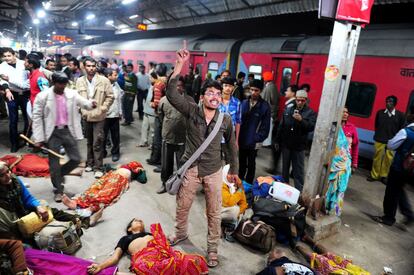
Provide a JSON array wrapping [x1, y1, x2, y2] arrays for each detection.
[[384, 109, 396, 116]]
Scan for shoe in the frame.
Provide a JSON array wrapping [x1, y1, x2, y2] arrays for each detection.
[[85, 166, 93, 172], [54, 193, 63, 203], [381, 177, 388, 185], [10, 144, 18, 153], [153, 167, 161, 173], [157, 185, 167, 194], [366, 176, 377, 182], [146, 159, 160, 166], [371, 215, 394, 226], [94, 171, 104, 178], [121, 122, 131, 126], [103, 151, 108, 158], [112, 154, 120, 162]]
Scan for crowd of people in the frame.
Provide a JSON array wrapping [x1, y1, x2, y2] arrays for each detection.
[[0, 42, 413, 274]]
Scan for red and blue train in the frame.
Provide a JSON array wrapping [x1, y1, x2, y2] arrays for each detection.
[[47, 26, 414, 159]]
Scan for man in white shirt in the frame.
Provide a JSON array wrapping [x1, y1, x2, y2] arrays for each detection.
[[0, 48, 30, 152]]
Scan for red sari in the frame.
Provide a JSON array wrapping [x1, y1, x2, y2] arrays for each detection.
[[75, 171, 129, 212], [131, 224, 208, 275]]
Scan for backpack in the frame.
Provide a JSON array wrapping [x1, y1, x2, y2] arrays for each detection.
[[34, 220, 82, 255], [234, 220, 276, 253]]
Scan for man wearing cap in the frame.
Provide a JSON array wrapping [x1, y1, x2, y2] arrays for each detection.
[[367, 95, 405, 183], [238, 79, 271, 184], [261, 71, 279, 147], [219, 77, 241, 144], [32, 72, 97, 202], [276, 90, 316, 191]]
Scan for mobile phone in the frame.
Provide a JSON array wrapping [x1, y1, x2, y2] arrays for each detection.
[[294, 109, 299, 114]]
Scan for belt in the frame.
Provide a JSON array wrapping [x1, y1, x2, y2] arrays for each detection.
[[55, 125, 68, 129]]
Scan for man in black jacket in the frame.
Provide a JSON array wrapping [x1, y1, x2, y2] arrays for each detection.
[[276, 90, 316, 191]]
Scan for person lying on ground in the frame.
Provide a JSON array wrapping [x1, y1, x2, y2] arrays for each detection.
[[256, 248, 315, 275], [62, 161, 146, 216], [295, 235, 370, 275], [257, 248, 314, 275], [0, 161, 102, 240], [0, 239, 32, 275], [87, 219, 208, 275]]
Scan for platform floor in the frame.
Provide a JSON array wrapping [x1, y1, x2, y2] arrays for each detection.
[[0, 114, 413, 275]]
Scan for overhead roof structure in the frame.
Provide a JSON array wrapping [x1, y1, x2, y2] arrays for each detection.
[[0, 0, 412, 46]]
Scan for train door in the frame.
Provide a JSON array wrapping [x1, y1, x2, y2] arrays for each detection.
[[192, 55, 204, 77], [272, 59, 301, 95]]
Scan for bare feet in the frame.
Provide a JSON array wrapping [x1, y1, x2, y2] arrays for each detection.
[[62, 194, 77, 210], [89, 208, 104, 227]]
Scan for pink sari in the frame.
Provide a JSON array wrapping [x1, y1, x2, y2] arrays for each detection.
[[25, 248, 117, 275]]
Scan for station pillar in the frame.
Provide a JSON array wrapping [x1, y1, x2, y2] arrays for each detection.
[[302, 21, 361, 207]]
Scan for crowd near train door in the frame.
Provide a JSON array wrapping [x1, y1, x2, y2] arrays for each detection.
[[271, 59, 301, 95]]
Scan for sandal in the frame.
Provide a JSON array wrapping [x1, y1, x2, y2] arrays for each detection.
[[168, 234, 189, 246], [207, 252, 219, 268], [371, 216, 394, 226]]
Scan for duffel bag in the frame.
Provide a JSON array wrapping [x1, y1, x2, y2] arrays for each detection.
[[253, 197, 301, 219], [234, 220, 275, 253], [34, 220, 81, 255]]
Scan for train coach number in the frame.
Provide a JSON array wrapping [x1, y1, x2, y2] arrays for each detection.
[[400, 68, 414, 78]]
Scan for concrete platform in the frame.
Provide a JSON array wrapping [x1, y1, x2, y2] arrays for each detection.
[[0, 115, 413, 274]]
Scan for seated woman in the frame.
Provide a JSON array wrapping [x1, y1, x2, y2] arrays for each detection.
[[62, 161, 147, 216], [87, 219, 208, 275], [0, 239, 32, 275], [221, 164, 248, 242]]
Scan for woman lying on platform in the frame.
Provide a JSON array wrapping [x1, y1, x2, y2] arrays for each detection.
[[62, 161, 147, 216], [87, 218, 208, 275]]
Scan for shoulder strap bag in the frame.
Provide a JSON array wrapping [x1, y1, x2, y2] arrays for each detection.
[[166, 112, 224, 195]]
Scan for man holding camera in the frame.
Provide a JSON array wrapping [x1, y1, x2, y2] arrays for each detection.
[[275, 90, 316, 191]]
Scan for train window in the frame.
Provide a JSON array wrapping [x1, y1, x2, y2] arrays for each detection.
[[345, 82, 377, 118], [137, 60, 144, 66], [127, 59, 133, 65], [280, 67, 292, 93], [407, 90, 414, 114], [208, 61, 219, 79], [249, 65, 262, 79]]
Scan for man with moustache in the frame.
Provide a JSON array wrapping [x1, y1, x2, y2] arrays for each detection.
[[166, 44, 238, 268]]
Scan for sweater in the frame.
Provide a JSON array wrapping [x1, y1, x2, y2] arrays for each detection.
[[374, 109, 406, 143]]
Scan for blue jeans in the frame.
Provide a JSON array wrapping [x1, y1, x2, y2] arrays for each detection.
[[7, 91, 29, 147]]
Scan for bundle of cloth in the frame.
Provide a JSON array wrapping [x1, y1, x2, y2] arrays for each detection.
[[0, 154, 49, 177]]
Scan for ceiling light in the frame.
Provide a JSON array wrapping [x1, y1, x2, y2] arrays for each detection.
[[73, 42, 76, 45], [122, 0, 136, 5], [71, 22, 78, 27], [42, 1, 51, 10], [86, 13, 95, 20], [24, 32, 29, 37], [52, 31, 56, 34], [37, 9, 46, 18], [129, 14, 138, 19], [118, 24, 128, 29], [33, 18, 40, 24], [47, 34, 51, 37], [85, 35, 93, 40], [105, 20, 114, 25]]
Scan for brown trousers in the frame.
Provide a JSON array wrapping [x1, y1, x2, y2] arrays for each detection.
[[175, 166, 222, 253], [85, 120, 105, 171], [0, 239, 28, 273]]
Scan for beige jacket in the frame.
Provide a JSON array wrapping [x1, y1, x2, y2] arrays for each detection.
[[32, 87, 94, 143], [76, 74, 114, 122]]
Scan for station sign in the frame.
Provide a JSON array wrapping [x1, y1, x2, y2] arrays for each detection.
[[336, 0, 374, 24], [114, 50, 121, 55], [319, 0, 374, 24], [137, 23, 148, 31], [52, 35, 73, 42]]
